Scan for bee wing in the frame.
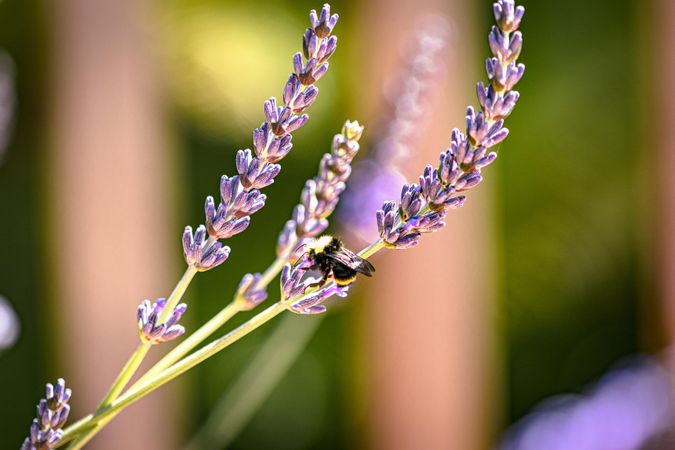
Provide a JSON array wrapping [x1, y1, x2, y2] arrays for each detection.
[[331, 247, 375, 276]]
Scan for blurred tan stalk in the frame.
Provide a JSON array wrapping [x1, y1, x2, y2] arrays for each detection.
[[358, 1, 497, 449], [49, 0, 176, 448], [656, 1, 675, 346]]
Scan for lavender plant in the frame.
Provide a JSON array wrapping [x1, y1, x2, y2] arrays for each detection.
[[21, 379, 71, 450], [19, 1, 525, 447]]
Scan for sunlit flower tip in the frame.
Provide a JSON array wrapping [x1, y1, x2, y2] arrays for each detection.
[[309, 4, 339, 39], [137, 298, 187, 344], [493, 0, 525, 33], [289, 283, 349, 315], [342, 120, 364, 141], [22, 379, 71, 450], [235, 273, 269, 311]]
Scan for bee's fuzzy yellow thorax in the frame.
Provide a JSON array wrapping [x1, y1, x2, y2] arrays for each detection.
[[310, 235, 334, 253]]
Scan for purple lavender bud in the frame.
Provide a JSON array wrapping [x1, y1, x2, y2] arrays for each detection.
[[284, 114, 309, 134], [419, 165, 455, 207], [311, 3, 339, 39], [312, 62, 329, 83], [414, 210, 447, 233], [399, 183, 423, 220], [303, 28, 319, 59], [253, 124, 271, 159], [183, 225, 231, 271], [137, 298, 187, 344], [444, 195, 466, 209], [291, 85, 319, 111], [277, 220, 299, 257], [318, 36, 338, 62], [266, 133, 293, 163], [475, 151, 498, 169], [219, 175, 240, 206], [507, 31, 523, 63], [280, 260, 309, 300], [493, 0, 525, 33], [22, 379, 72, 449], [392, 231, 421, 249], [504, 62, 525, 91], [488, 26, 508, 61], [239, 190, 267, 217], [438, 148, 462, 186], [237, 149, 281, 189], [283, 73, 302, 106], [216, 216, 251, 240], [235, 273, 269, 311], [455, 170, 483, 191], [376, 201, 401, 245], [289, 282, 349, 315]]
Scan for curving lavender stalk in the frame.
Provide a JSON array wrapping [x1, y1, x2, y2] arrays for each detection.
[[281, 0, 525, 313], [55, 5, 341, 449], [21, 379, 72, 450], [238, 120, 365, 310]]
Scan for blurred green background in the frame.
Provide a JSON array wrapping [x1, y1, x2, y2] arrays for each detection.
[[0, 0, 663, 448]]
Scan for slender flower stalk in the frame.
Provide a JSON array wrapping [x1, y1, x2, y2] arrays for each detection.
[[54, 242, 385, 442], [57, 4, 341, 448], [21, 379, 72, 450], [260, 0, 526, 314]]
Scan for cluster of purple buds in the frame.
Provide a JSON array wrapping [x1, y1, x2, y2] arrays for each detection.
[[182, 3, 339, 272], [234, 273, 268, 311], [277, 120, 364, 257], [21, 379, 71, 450], [279, 254, 348, 315], [137, 298, 187, 344], [234, 120, 363, 312], [377, 0, 524, 249]]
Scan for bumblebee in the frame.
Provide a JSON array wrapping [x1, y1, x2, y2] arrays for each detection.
[[305, 235, 375, 286]]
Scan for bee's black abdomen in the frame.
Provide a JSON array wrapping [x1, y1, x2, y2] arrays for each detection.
[[332, 263, 358, 286]]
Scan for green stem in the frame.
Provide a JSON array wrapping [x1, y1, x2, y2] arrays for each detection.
[[96, 343, 151, 409], [58, 240, 386, 447], [63, 266, 198, 449], [183, 314, 323, 450], [136, 301, 240, 385], [59, 301, 288, 443]]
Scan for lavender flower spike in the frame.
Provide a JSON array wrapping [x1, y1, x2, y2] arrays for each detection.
[[137, 298, 187, 344], [21, 379, 72, 450], [183, 4, 341, 272], [377, 0, 524, 249], [234, 273, 269, 311], [277, 120, 364, 259], [232, 120, 364, 313]]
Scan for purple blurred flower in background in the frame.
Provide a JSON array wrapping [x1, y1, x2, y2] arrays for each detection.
[[500, 355, 675, 450], [338, 17, 448, 243], [0, 51, 15, 166], [0, 294, 19, 352]]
